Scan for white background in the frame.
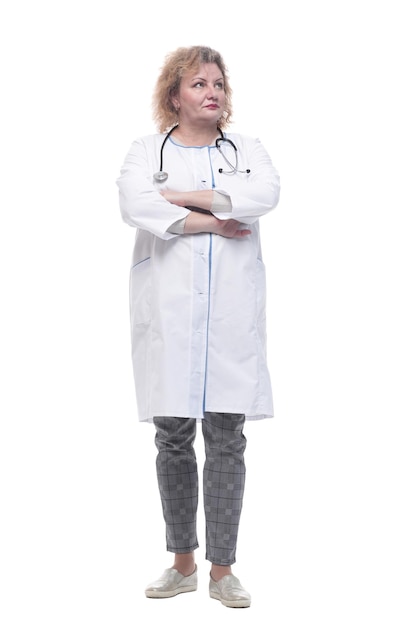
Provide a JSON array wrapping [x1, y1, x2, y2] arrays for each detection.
[[1, 1, 417, 624]]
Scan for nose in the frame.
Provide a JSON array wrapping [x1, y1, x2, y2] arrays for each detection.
[[206, 85, 218, 100]]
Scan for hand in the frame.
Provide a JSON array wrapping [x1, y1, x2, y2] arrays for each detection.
[[214, 219, 251, 238], [160, 190, 186, 206], [183, 211, 251, 239]]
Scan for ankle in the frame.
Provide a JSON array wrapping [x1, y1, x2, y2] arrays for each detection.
[[173, 552, 195, 577], [210, 564, 232, 582]]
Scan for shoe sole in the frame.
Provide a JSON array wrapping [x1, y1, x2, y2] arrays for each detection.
[[145, 584, 197, 598]]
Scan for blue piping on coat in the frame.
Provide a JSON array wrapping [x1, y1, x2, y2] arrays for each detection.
[[202, 233, 213, 413]]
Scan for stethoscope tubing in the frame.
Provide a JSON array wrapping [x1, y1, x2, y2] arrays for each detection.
[[153, 126, 249, 182]]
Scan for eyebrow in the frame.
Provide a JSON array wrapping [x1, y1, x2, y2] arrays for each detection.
[[191, 75, 224, 82]]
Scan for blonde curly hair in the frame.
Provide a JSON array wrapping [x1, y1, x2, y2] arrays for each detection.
[[152, 46, 233, 133]]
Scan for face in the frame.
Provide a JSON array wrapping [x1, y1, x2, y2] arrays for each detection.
[[172, 63, 226, 127]]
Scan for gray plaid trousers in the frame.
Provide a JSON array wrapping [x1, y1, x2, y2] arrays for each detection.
[[153, 412, 246, 565]]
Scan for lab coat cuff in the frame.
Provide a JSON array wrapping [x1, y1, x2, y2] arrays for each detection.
[[211, 191, 232, 213], [167, 217, 186, 234]]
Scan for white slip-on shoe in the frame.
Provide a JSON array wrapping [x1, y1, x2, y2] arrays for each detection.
[[209, 574, 251, 608], [145, 566, 198, 598]]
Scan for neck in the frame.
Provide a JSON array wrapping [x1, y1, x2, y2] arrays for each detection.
[[172, 124, 221, 146]]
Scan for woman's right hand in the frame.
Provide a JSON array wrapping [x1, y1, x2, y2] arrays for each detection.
[[183, 211, 251, 238], [213, 218, 251, 238]]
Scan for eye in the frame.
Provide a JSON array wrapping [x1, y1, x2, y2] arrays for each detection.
[[193, 81, 204, 88], [215, 81, 224, 90]]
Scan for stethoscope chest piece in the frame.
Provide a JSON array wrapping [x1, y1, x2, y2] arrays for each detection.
[[153, 171, 168, 183]]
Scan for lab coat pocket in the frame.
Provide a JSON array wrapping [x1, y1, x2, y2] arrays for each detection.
[[130, 256, 152, 328]]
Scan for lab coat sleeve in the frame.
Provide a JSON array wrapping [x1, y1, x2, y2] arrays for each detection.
[[215, 136, 280, 224], [116, 137, 190, 240]]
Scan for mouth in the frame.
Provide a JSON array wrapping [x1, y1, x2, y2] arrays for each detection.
[[205, 104, 219, 110]]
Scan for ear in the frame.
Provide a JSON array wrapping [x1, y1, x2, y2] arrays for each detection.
[[171, 96, 180, 110]]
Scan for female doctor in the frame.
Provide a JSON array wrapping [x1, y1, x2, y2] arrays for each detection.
[[117, 46, 280, 608]]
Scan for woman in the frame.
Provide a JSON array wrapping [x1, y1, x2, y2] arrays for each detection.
[[117, 45, 280, 608]]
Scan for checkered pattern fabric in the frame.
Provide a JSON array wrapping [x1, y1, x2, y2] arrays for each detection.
[[153, 413, 246, 565]]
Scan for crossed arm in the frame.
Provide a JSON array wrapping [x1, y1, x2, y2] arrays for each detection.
[[161, 190, 251, 239]]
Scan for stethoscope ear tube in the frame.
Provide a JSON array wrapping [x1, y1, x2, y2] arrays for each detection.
[[216, 136, 251, 175]]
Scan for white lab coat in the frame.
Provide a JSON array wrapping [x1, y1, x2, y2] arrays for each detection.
[[117, 132, 280, 422]]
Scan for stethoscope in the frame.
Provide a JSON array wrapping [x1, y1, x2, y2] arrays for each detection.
[[153, 124, 251, 183]]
